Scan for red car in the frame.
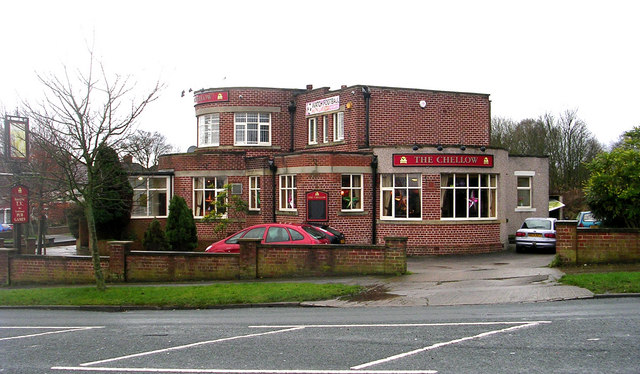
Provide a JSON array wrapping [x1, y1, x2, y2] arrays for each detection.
[[205, 223, 330, 253]]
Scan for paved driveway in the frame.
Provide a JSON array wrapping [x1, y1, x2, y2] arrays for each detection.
[[307, 248, 594, 307]]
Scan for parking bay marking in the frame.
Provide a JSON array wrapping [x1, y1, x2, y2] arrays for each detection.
[[0, 326, 104, 341], [52, 321, 550, 373]]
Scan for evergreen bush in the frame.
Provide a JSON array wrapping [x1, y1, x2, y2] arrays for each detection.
[[165, 196, 198, 251], [143, 219, 170, 251]]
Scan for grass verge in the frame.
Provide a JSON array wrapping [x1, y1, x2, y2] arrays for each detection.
[[559, 272, 640, 294], [0, 283, 364, 308]]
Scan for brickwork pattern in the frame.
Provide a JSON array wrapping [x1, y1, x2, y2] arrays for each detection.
[[556, 220, 640, 264]]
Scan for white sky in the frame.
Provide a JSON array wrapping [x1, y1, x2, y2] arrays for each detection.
[[1, 0, 638, 152]]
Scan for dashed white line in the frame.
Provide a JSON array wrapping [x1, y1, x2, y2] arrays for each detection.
[[0, 326, 103, 341]]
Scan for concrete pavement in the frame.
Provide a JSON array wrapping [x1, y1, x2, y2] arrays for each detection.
[[303, 249, 594, 307]]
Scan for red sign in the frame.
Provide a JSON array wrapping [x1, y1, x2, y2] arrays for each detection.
[[11, 185, 29, 223], [306, 191, 328, 222], [194, 91, 229, 104], [393, 154, 494, 167]]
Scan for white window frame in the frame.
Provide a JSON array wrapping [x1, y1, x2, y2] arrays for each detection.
[[341, 174, 363, 211], [322, 115, 329, 143], [234, 112, 271, 146], [308, 117, 318, 145], [198, 113, 219, 147], [130, 176, 171, 218], [249, 176, 261, 211], [380, 174, 422, 220], [515, 171, 536, 212], [279, 175, 297, 211], [193, 176, 227, 218], [440, 173, 498, 220], [333, 112, 344, 141]]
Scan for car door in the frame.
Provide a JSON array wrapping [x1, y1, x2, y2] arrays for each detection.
[[264, 226, 292, 243]]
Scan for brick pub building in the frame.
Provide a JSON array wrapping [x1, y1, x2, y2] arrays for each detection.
[[130, 84, 548, 255]]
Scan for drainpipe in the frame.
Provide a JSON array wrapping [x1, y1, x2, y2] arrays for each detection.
[[268, 159, 278, 222], [362, 86, 371, 149], [288, 101, 296, 152], [370, 155, 378, 244]]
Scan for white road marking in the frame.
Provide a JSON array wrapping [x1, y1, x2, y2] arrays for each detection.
[[249, 321, 551, 329], [0, 326, 103, 341], [80, 327, 305, 367], [351, 321, 549, 369], [53, 368, 437, 373]]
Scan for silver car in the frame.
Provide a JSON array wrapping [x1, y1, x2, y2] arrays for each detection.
[[515, 217, 557, 253]]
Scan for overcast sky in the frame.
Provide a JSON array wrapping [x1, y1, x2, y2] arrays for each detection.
[[1, 0, 638, 152]]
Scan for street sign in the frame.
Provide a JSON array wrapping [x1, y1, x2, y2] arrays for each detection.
[[11, 185, 29, 223]]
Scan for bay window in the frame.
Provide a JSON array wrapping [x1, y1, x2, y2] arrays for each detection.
[[235, 113, 271, 146], [198, 113, 219, 147]]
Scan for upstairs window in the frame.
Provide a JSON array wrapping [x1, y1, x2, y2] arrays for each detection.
[[322, 115, 329, 143], [235, 113, 271, 146], [198, 113, 219, 147], [308, 117, 318, 145], [333, 112, 344, 141]]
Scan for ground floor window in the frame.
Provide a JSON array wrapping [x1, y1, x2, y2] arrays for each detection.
[[129, 176, 170, 218], [193, 177, 227, 218], [381, 174, 421, 219], [279, 175, 296, 211], [341, 174, 363, 211], [249, 176, 261, 211], [441, 173, 497, 219]]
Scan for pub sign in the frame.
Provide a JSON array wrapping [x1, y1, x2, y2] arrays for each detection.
[[11, 185, 29, 224]]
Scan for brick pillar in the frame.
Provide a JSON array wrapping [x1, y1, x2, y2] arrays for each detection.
[[383, 236, 407, 274], [238, 238, 259, 279], [24, 237, 36, 255], [556, 220, 577, 264], [108, 241, 131, 282], [0, 249, 11, 285]]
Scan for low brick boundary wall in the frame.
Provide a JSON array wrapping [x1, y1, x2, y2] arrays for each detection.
[[556, 220, 640, 264], [0, 237, 407, 286]]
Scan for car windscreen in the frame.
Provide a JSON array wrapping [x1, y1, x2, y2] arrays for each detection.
[[302, 226, 326, 240], [522, 219, 552, 230]]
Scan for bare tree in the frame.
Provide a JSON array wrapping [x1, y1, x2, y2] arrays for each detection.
[[121, 130, 175, 170], [23, 51, 162, 290]]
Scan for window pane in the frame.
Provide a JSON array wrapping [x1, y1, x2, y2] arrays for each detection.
[[259, 113, 270, 122], [469, 174, 479, 187], [408, 174, 420, 187], [352, 175, 361, 187], [352, 188, 362, 209], [266, 227, 290, 243], [517, 176, 530, 188], [236, 124, 245, 143], [383, 190, 393, 216], [244, 227, 266, 239], [132, 190, 147, 216], [441, 189, 453, 218], [341, 175, 351, 187], [150, 178, 167, 188], [247, 113, 258, 123], [408, 189, 421, 218], [382, 175, 392, 188], [455, 174, 467, 187], [288, 228, 304, 241], [235, 113, 246, 122], [260, 125, 269, 143], [442, 174, 454, 188], [394, 190, 407, 218], [518, 190, 531, 207], [394, 174, 407, 187]]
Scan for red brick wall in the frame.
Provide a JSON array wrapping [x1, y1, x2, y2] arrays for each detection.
[[7, 255, 110, 285], [0, 239, 407, 285], [556, 221, 640, 264]]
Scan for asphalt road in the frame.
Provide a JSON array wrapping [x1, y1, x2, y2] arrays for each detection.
[[1, 298, 639, 373]]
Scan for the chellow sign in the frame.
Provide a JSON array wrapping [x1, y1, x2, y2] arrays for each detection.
[[393, 154, 494, 167]]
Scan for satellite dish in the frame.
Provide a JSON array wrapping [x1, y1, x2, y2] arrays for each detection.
[[187, 146, 197, 153]]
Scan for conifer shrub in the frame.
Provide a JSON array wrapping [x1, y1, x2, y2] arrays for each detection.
[[143, 219, 170, 251], [165, 196, 198, 251]]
